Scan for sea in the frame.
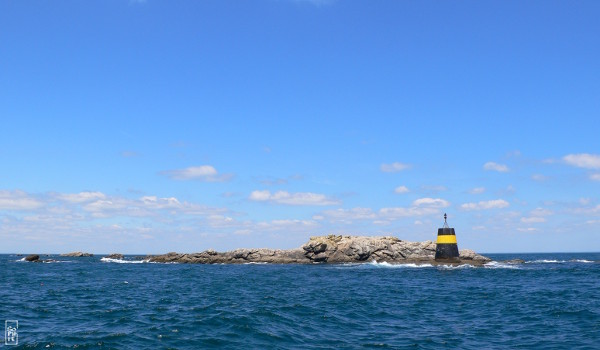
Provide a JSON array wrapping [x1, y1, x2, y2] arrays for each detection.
[[1, 253, 599, 349]]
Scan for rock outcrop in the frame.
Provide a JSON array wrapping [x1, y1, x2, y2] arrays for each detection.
[[148, 235, 491, 265], [25, 254, 40, 262], [105, 253, 124, 260], [60, 252, 93, 257]]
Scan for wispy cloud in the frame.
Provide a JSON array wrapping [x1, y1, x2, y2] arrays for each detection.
[[563, 153, 600, 169], [460, 199, 509, 211], [520, 216, 546, 223], [249, 190, 340, 206], [468, 187, 486, 194], [0, 190, 44, 210], [412, 197, 450, 208], [380, 162, 411, 173], [591, 174, 600, 181], [161, 165, 233, 182], [517, 227, 539, 232], [394, 186, 410, 194], [255, 174, 303, 186], [483, 162, 509, 172], [314, 197, 449, 224], [57, 191, 106, 203], [520, 206, 553, 223]]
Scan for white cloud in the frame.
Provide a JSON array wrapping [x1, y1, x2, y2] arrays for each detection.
[[316, 199, 447, 223], [483, 162, 509, 172], [531, 174, 548, 182], [140, 196, 182, 209], [161, 165, 232, 182], [563, 153, 600, 169], [460, 199, 509, 211], [394, 186, 410, 194], [249, 190, 340, 206], [379, 206, 439, 218], [520, 217, 546, 223], [517, 227, 539, 232], [515, 207, 553, 224], [530, 207, 553, 217], [314, 207, 376, 221], [265, 219, 317, 228], [579, 198, 591, 206], [0, 190, 43, 210], [590, 174, 600, 181], [380, 162, 411, 173], [412, 197, 450, 208], [249, 190, 271, 201], [468, 187, 486, 194], [57, 191, 106, 203], [0, 189, 242, 252]]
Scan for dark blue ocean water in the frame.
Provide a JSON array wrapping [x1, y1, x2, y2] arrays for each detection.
[[1, 253, 599, 349]]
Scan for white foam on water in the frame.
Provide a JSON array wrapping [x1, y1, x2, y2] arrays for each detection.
[[16, 258, 70, 263], [484, 261, 521, 269], [438, 264, 476, 270], [571, 259, 594, 263], [100, 257, 149, 264], [526, 259, 565, 264], [368, 261, 434, 268], [243, 262, 268, 265]]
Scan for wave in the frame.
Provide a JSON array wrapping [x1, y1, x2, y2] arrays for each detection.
[[438, 264, 476, 269], [484, 261, 521, 269], [367, 261, 434, 268], [527, 259, 564, 264], [525, 259, 596, 264], [16, 258, 71, 263]]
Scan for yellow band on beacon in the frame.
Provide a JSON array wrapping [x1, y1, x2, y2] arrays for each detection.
[[436, 235, 457, 244]]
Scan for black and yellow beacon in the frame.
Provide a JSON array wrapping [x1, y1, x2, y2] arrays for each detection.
[[435, 213, 459, 260]]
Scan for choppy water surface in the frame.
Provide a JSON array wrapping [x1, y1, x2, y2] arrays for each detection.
[[1, 253, 599, 349]]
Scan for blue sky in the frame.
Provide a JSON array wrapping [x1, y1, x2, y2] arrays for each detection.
[[1, 0, 599, 254]]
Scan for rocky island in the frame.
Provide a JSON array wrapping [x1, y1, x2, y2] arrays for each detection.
[[60, 251, 94, 257], [147, 235, 491, 265]]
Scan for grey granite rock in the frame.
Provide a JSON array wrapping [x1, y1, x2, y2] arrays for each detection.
[[105, 253, 124, 260], [60, 252, 94, 257], [147, 235, 491, 265], [25, 254, 40, 262]]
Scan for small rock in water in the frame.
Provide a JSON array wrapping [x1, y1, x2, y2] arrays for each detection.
[[106, 253, 124, 259], [25, 254, 40, 262], [60, 251, 93, 257]]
